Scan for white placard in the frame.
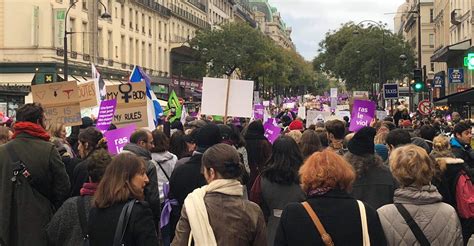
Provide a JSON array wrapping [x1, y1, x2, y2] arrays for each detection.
[[306, 110, 331, 128], [297, 106, 306, 119], [353, 91, 369, 98], [330, 88, 338, 98], [201, 77, 254, 118], [336, 110, 351, 120], [284, 102, 295, 109], [336, 105, 350, 111], [262, 101, 270, 107], [376, 110, 388, 120]]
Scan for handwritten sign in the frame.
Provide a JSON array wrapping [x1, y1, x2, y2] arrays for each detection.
[[104, 124, 136, 155], [78, 80, 98, 108], [253, 104, 264, 120], [349, 100, 376, 132], [106, 82, 148, 128], [96, 99, 117, 132], [263, 118, 281, 144], [306, 110, 331, 128], [31, 81, 82, 126]]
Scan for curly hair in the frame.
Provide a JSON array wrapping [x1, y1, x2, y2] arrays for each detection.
[[389, 144, 434, 187]]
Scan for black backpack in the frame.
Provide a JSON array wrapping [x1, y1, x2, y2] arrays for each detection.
[[6, 143, 54, 246]]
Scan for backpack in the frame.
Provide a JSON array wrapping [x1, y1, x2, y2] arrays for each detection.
[[455, 170, 474, 219], [6, 143, 54, 246]]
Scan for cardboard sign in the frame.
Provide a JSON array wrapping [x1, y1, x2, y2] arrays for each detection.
[[201, 77, 254, 118], [78, 81, 98, 108], [96, 99, 117, 132], [106, 82, 148, 128], [31, 81, 82, 126], [104, 124, 136, 155], [253, 104, 264, 120], [349, 100, 376, 132], [297, 106, 306, 120], [306, 110, 331, 128], [263, 119, 281, 144]]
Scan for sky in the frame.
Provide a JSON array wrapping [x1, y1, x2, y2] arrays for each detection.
[[268, 0, 407, 61]]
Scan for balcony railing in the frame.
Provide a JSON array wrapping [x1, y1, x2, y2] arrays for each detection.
[[133, 0, 171, 18], [187, 0, 206, 12], [170, 4, 210, 29]]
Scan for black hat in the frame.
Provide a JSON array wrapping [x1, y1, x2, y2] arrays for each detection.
[[195, 124, 222, 152], [348, 127, 376, 156]]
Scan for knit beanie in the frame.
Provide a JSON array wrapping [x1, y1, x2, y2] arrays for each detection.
[[195, 124, 222, 153], [289, 120, 304, 131], [348, 127, 376, 156]]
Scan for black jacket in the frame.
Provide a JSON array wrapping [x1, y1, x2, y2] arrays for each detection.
[[274, 189, 387, 246], [0, 133, 70, 246], [88, 200, 159, 246], [122, 143, 161, 226], [71, 157, 91, 197], [451, 137, 474, 168]]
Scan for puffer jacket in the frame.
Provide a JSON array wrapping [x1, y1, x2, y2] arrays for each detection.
[[377, 185, 463, 246]]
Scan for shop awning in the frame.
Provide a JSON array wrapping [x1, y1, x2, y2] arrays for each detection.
[[431, 39, 471, 62], [71, 75, 93, 83], [434, 87, 474, 105], [0, 73, 35, 85]]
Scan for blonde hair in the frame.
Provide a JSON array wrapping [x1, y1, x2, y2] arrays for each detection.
[[432, 135, 451, 152], [47, 123, 65, 138], [374, 132, 388, 144], [286, 130, 302, 144], [389, 144, 434, 187]]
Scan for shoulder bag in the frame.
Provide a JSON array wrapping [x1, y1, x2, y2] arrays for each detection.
[[357, 200, 370, 246], [112, 199, 137, 246], [77, 196, 90, 246], [301, 201, 334, 246], [394, 203, 430, 246]]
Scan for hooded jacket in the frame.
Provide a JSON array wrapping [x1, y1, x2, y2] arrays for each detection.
[[377, 185, 463, 246], [450, 137, 474, 168], [122, 143, 161, 226], [151, 151, 178, 201]]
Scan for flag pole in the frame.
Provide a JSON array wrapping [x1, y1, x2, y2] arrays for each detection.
[[224, 74, 232, 120]]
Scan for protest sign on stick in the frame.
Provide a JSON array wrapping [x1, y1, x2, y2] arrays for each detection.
[[105, 82, 148, 128], [96, 99, 117, 133], [349, 100, 376, 132], [263, 118, 281, 144], [78, 80, 98, 108], [32, 81, 82, 126], [104, 124, 136, 155], [253, 104, 264, 120]]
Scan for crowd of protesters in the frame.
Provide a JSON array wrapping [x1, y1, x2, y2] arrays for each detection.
[[1, 102, 474, 246]]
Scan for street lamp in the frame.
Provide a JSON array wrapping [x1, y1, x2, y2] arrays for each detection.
[[63, 0, 111, 81], [353, 20, 385, 108]]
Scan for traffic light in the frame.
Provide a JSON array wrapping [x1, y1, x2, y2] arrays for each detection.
[[464, 53, 474, 70], [412, 68, 425, 92]]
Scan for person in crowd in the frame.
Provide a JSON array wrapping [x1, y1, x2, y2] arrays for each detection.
[[385, 128, 412, 154], [122, 129, 161, 226], [0, 103, 70, 246], [314, 128, 329, 149], [168, 123, 222, 241], [250, 136, 305, 246], [452, 112, 462, 124], [377, 145, 463, 245], [71, 127, 107, 196], [169, 130, 192, 161], [430, 135, 456, 159], [451, 122, 474, 168], [244, 120, 272, 191], [345, 127, 397, 209], [48, 123, 75, 157], [172, 144, 266, 246], [374, 131, 389, 161], [0, 125, 12, 144], [151, 129, 178, 202], [276, 109, 296, 127], [228, 124, 249, 175], [419, 124, 436, 152], [288, 120, 304, 132], [46, 149, 112, 245], [325, 119, 347, 155], [411, 136, 431, 154], [299, 130, 322, 159], [88, 153, 159, 245], [274, 149, 387, 246], [286, 130, 302, 144]]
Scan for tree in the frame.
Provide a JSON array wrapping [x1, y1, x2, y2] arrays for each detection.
[[313, 22, 415, 91]]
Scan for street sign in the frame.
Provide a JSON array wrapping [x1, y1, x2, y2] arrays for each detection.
[[448, 68, 464, 84], [433, 74, 444, 88], [383, 84, 399, 99], [418, 100, 432, 116]]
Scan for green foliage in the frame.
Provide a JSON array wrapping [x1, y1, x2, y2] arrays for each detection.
[[186, 22, 324, 96], [314, 22, 415, 91]]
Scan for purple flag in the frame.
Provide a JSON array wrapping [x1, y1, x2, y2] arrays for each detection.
[[349, 100, 376, 132], [263, 118, 281, 144], [104, 124, 136, 155], [253, 104, 264, 120], [96, 99, 117, 133]]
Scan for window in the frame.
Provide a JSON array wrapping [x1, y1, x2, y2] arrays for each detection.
[[158, 47, 162, 69], [121, 5, 125, 26], [141, 41, 145, 66], [135, 11, 139, 31], [135, 39, 139, 65], [148, 44, 152, 68], [164, 23, 167, 41], [159, 21, 162, 39], [108, 31, 113, 60], [430, 62, 435, 72], [82, 1, 88, 11], [70, 18, 76, 51], [129, 8, 133, 29], [142, 14, 145, 33], [429, 34, 434, 48], [98, 28, 103, 57], [129, 38, 134, 64], [430, 9, 434, 23], [121, 35, 125, 61], [149, 17, 152, 36], [82, 22, 88, 54]]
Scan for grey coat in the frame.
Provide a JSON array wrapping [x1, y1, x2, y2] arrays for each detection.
[[377, 185, 463, 246], [260, 177, 305, 246], [46, 196, 93, 246]]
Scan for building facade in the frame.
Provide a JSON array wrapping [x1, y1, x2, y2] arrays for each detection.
[[0, 0, 292, 116]]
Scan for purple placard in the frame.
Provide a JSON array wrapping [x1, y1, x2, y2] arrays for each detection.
[[263, 118, 281, 144], [253, 104, 264, 120], [104, 124, 136, 155], [349, 100, 376, 132], [96, 99, 117, 133]]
